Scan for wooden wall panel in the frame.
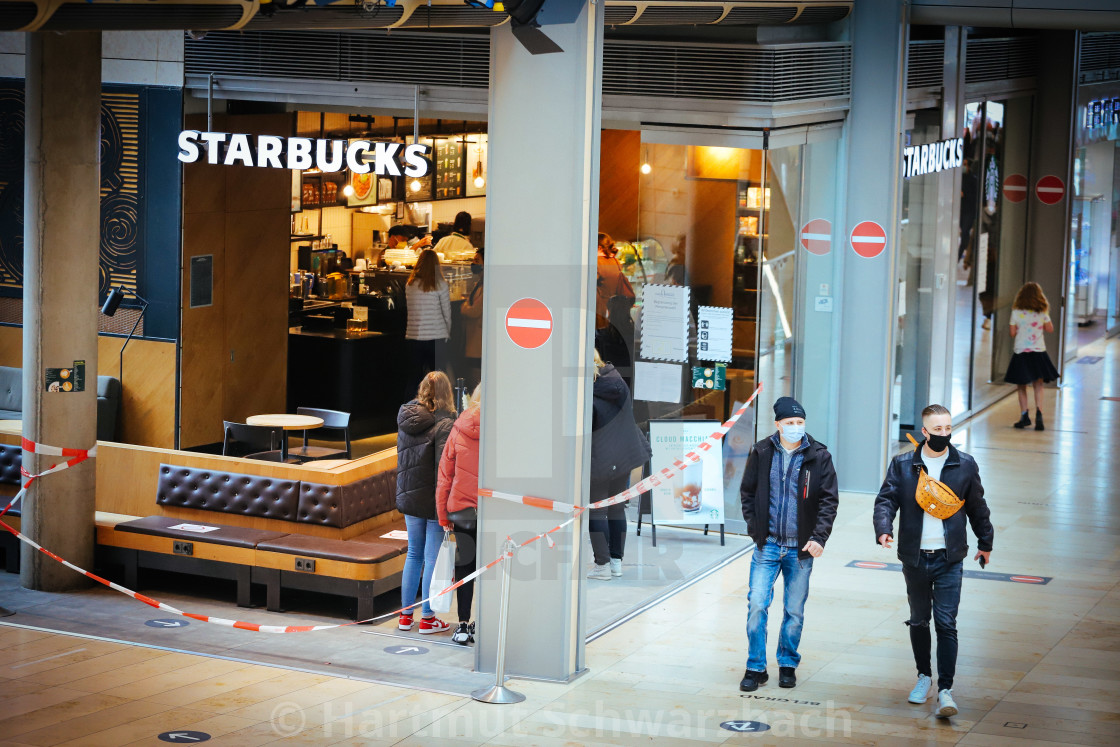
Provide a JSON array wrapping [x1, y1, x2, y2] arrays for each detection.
[[688, 180, 737, 308], [598, 129, 640, 241], [180, 113, 292, 448], [0, 325, 175, 447], [97, 336, 176, 448]]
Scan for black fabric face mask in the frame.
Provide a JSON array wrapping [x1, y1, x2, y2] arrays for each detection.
[[925, 432, 952, 452]]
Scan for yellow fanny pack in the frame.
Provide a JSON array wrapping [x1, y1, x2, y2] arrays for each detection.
[[906, 434, 964, 520]]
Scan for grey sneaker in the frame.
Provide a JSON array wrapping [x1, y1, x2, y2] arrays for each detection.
[[609, 558, 623, 577], [908, 674, 932, 704], [936, 689, 958, 718], [587, 563, 611, 580]]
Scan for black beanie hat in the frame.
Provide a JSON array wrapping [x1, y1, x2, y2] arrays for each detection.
[[773, 396, 806, 421]]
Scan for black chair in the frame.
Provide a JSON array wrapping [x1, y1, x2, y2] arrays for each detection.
[[222, 421, 298, 462], [287, 407, 352, 461]]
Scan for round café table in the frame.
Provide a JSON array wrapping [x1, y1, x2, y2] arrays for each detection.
[[246, 414, 323, 461]]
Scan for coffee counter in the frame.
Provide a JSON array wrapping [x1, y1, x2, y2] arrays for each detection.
[[287, 326, 404, 438]]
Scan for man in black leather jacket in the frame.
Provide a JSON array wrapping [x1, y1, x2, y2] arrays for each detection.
[[874, 403, 994, 720]]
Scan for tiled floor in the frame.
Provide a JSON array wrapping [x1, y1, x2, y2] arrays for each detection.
[[0, 334, 1116, 745]]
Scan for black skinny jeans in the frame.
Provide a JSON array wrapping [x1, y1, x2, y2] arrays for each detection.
[[453, 523, 477, 624], [588, 476, 630, 566], [902, 549, 963, 691]]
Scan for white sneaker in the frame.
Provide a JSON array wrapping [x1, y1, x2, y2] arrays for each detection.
[[936, 689, 958, 718], [609, 558, 623, 577], [908, 674, 932, 704], [587, 563, 611, 580]]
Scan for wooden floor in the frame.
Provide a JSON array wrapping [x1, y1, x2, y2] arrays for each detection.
[[0, 334, 1117, 746]]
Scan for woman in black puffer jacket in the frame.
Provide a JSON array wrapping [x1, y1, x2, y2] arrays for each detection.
[[395, 371, 456, 634], [587, 349, 651, 581]]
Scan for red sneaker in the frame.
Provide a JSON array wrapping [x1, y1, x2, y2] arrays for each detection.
[[398, 613, 414, 631], [418, 616, 451, 634]]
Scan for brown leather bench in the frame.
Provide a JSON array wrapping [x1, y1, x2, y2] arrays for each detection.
[[96, 462, 407, 619], [108, 515, 290, 606], [254, 532, 406, 621]]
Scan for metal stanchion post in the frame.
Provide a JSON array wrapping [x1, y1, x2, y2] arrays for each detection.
[[471, 537, 525, 704]]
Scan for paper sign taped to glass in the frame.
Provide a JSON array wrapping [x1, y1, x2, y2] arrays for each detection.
[[648, 420, 726, 526], [696, 306, 733, 363], [633, 361, 682, 404], [639, 284, 689, 362]]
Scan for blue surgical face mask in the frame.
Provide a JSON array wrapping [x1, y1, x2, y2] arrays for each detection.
[[779, 423, 805, 443]]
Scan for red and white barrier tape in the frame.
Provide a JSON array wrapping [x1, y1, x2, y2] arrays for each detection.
[[0, 384, 760, 633], [0, 439, 98, 522], [480, 383, 762, 515]]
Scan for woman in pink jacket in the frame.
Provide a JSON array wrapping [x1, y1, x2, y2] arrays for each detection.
[[436, 385, 481, 645]]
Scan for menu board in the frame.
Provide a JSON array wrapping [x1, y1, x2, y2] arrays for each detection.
[[648, 420, 725, 526], [434, 138, 465, 200], [465, 135, 487, 197]]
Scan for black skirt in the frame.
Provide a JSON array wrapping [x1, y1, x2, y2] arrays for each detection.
[[1005, 351, 1059, 385]]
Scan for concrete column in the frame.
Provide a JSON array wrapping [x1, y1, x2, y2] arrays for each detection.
[[21, 32, 101, 591], [835, 0, 908, 492], [476, 0, 602, 680], [1024, 31, 1078, 367]]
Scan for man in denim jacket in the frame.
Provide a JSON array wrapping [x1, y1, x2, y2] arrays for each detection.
[[739, 397, 839, 692]]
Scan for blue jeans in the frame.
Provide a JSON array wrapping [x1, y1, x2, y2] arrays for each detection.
[[402, 515, 444, 618], [902, 549, 962, 691], [746, 538, 814, 672]]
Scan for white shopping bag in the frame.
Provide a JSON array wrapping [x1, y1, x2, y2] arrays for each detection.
[[428, 531, 456, 614]]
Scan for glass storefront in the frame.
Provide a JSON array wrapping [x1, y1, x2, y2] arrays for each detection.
[[1072, 83, 1120, 343], [601, 134, 839, 532], [578, 130, 840, 632], [894, 95, 1034, 435], [950, 96, 1032, 418]]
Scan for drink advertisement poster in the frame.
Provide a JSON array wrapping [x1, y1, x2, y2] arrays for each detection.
[[648, 420, 725, 526]]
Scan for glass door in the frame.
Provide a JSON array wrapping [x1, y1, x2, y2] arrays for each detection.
[[952, 102, 984, 417]]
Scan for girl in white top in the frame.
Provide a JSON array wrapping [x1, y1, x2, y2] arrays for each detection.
[[405, 249, 451, 341], [1004, 281, 1058, 431]]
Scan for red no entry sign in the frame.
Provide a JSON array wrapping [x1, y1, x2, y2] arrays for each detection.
[[800, 219, 832, 256], [1004, 173, 1027, 203], [504, 297, 553, 349], [850, 221, 887, 259], [1035, 175, 1065, 205]]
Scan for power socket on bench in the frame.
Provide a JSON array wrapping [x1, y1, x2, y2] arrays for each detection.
[[294, 557, 316, 573], [173, 541, 194, 556]]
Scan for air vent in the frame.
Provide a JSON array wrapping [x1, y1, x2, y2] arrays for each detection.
[[907, 40, 943, 89], [398, 7, 507, 27], [340, 33, 491, 87], [719, 8, 797, 25], [42, 5, 246, 31], [187, 32, 850, 105], [245, 6, 406, 29], [1080, 33, 1120, 73], [186, 31, 492, 89], [187, 31, 341, 80], [603, 41, 850, 102], [605, 6, 639, 25], [793, 5, 850, 24], [630, 7, 725, 25], [965, 37, 1038, 85], [0, 3, 37, 31]]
